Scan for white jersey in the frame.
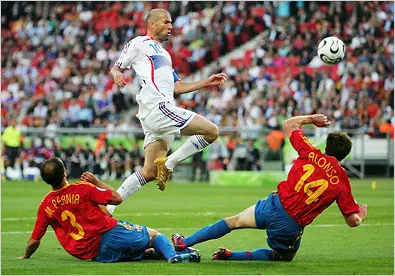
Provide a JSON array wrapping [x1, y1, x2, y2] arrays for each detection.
[[114, 36, 180, 119]]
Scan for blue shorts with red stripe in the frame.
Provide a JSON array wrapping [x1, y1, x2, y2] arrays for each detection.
[[255, 192, 304, 253]]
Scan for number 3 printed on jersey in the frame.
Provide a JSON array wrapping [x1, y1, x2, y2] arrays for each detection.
[[61, 210, 85, 240], [295, 164, 329, 205]]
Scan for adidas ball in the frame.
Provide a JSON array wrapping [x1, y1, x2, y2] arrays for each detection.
[[317, 36, 346, 65]]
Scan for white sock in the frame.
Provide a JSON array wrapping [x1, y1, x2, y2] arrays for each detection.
[[165, 135, 210, 169], [106, 171, 147, 215]]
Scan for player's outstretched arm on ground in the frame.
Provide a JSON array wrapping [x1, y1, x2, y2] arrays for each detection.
[[81, 172, 123, 205], [282, 114, 331, 137], [110, 66, 127, 88], [22, 237, 40, 259], [174, 73, 227, 95], [344, 204, 368, 227]]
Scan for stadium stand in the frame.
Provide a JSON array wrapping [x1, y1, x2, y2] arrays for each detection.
[[1, 1, 394, 180]]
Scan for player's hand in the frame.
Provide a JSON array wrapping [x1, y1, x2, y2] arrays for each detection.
[[113, 72, 127, 88], [359, 204, 368, 216], [311, 114, 331, 128], [206, 73, 227, 87], [81, 171, 99, 185]]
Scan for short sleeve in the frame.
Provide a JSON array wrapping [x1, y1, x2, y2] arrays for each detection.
[[88, 185, 114, 205], [289, 129, 317, 157], [31, 206, 49, 240], [336, 177, 360, 216], [173, 70, 180, 83], [113, 39, 140, 70]]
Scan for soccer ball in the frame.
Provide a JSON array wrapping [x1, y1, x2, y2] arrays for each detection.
[[317, 36, 346, 65]]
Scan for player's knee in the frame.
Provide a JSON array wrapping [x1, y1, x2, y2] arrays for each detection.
[[224, 216, 241, 229], [205, 124, 219, 143], [147, 228, 160, 246], [273, 250, 296, 262]]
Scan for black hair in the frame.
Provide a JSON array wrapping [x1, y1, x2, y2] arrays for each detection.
[[40, 158, 66, 187], [325, 132, 352, 161]]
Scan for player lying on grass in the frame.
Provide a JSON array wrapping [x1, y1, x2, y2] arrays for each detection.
[[21, 158, 200, 263], [172, 114, 368, 261]]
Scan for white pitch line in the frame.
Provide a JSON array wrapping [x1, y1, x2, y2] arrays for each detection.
[[1, 223, 393, 235], [1, 228, 199, 235], [1, 212, 218, 221]]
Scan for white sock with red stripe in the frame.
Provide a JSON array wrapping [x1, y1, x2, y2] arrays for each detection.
[[165, 135, 210, 169], [106, 171, 147, 215]]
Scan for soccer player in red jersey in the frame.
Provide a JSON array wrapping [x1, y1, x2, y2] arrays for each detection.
[[21, 158, 200, 263], [172, 114, 368, 261]]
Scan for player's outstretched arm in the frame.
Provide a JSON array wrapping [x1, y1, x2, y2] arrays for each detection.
[[81, 172, 122, 205], [282, 114, 331, 137], [22, 237, 40, 259], [174, 73, 227, 95], [344, 204, 368, 227]]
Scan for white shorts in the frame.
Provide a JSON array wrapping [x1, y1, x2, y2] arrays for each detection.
[[139, 101, 196, 149]]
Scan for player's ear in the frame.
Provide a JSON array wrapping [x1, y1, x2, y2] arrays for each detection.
[[148, 19, 155, 30]]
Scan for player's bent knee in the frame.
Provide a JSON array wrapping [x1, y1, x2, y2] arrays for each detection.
[[146, 228, 160, 246], [211, 124, 219, 141], [204, 124, 219, 143], [224, 216, 241, 229], [273, 250, 296, 262]]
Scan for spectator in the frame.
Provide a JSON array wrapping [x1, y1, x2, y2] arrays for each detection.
[[246, 139, 261, 171], [1, 118, 23, 176], [379, 119, 394, 139]]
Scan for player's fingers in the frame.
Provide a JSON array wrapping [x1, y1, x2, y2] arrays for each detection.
[[116, 81, 125, 88], [114, 76, 126, 88], [81, 172, 92, 180]]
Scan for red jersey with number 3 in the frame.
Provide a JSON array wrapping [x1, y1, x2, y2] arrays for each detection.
[[31, 181, 117, 260], [278, 130, 360, 226]]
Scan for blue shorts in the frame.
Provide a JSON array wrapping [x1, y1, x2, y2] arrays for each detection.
[[255, 192, 304, 253], [94, 220, 150, 263]]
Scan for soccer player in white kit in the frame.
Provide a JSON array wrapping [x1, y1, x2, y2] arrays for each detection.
[[106, 9, 227, 215]]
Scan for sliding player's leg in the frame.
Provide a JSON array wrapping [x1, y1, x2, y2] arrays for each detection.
[[213, 192, 303, 261], [156, 110, 219, 189], [172, 204, 257, 251], [106, 139, 168, 215]]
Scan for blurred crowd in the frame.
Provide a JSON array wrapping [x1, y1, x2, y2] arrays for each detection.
[[1, 135, 265, 180], [181, 1, 394, 139], [1, 1, 265, 130], [2, 136, 145, 180], [1, 1, 394, 179]]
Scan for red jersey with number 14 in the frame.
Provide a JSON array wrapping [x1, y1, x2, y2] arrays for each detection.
[[31, 181, 117, 260], [278, 130, 360, 226]]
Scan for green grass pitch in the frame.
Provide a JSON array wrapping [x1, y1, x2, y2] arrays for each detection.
[[1, 177, 393, 275]]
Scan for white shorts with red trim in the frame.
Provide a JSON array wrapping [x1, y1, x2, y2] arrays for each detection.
[[139, 101, 196, 149]]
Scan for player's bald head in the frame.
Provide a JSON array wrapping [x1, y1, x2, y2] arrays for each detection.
[[146, 9, 170, 25], [40, 157, 66, 187]]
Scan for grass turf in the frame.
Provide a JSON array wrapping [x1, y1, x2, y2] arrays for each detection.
[[1, 177, 393, 275]]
